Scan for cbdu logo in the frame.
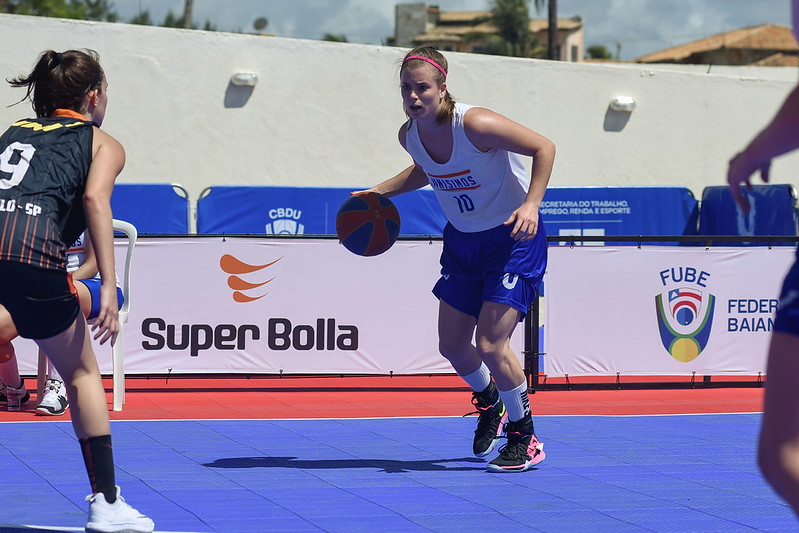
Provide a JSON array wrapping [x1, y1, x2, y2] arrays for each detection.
[[655, 267, 715, 363], [265, 207, 304, 235]]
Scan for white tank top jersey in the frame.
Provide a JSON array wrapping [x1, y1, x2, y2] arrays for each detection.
[[65, 232, 87, 274], [65, 232, 118, 285], [405, 102, 531, 233]]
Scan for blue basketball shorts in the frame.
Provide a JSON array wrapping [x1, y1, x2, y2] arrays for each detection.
[[0, 261, 80, 339], [75, 277, 124, 320], [432, 221, 547, 320], [774, 249, 799, 336]]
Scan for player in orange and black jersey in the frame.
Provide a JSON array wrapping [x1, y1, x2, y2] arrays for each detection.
[[0, 112, 93, 270], [0, 113, 93, 413], [0, 49, 153, 533]]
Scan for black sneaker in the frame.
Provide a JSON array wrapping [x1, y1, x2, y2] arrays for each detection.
[[466, 381, 508, 457], [487, 417, 545, 473]]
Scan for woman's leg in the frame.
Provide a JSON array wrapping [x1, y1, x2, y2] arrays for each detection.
[[0, 341, 18, 388], [38, 280, 93, 414], [47, 279, 93, 383], [474, 301, 524, 392], [35, 311, 120, 507], [0, 304, 21, 386], [758, 331, 799, 517], [0, 304, 27, 409], [35, 312, 109, 438], [75, 279, 93, 321], [439, 300, 508, 457], [476, 301, 544, 472], [437, 300, 480, 375]]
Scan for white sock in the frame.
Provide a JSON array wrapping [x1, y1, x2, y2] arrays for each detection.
[[47, 359, 63, 383], [459, 362, 491, 393], [498, 381, 531, 422]]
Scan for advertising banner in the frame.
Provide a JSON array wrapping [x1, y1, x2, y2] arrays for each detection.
[[541, 187, 699, 245], [545, 246, 795, 376], [14, 237, 525, 375]]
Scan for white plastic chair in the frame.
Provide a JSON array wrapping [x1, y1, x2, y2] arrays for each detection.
[[37, 219, 137, 411]]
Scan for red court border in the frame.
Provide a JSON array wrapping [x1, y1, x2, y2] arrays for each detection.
[[1, 374, 764, 422]]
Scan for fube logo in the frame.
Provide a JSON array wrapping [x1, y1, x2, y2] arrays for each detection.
[[219, 254, 280, 302], [654, 267, 715, 363]]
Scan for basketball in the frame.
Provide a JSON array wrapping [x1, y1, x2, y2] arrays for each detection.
[[336, 192, 401, 256]]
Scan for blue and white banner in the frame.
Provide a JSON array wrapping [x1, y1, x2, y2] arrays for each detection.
[[541, 186, 698, 245], [14, 237, 524, 375], [195, 186, 447, 236], [545, 246, 794, 376]]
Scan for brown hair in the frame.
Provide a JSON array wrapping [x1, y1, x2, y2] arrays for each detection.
[[401, 46, 455, 125], [7, 49, 104, 118]]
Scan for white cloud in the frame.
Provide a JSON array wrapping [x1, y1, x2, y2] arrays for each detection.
[[569, 0, 791, 58]]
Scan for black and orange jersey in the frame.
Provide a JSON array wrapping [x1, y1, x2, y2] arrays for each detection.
[[0, 114, 93, 270]]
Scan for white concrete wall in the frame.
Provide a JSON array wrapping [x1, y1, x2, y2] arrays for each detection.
[[0, 13, 797, 210]]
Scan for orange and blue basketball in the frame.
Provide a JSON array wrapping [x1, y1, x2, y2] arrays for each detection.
[[336, 192, 401, 256]]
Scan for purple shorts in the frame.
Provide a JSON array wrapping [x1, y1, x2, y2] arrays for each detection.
[[432, 222, 547, 320], [774, 250, 799, 336]]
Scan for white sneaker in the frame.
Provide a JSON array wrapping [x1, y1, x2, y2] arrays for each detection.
[[85, 486, 154, 533], [36, 379, 69, 416]]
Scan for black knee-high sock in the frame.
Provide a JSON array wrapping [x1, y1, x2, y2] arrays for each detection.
[[79, 435, 116, 503]]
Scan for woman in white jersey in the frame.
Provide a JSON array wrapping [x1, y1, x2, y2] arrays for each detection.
[[357, 46, 555, 473]]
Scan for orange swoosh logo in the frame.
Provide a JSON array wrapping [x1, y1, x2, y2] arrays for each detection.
[[233, 291, 266, 303], [227, 275, 275, 291], [220, 254, 281, 274], [220, 255, 281, 302]]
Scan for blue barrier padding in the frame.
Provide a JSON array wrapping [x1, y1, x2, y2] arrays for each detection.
[[196, 186, 447, 235], [391, 189, 447, 235], [540, 186, 699, 245], [699, 184, 798, 245], [111, 183, 189, 234], [196, 186, 349, 234]]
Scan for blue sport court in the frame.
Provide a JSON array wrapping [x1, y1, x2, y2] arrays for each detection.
[[0, 376, 794, 532]]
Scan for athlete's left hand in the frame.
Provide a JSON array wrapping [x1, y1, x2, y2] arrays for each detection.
[[504, 202, 540, 241], [727, 150, 770, 215]]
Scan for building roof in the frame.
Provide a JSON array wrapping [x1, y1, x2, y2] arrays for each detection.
[[636, 24, 798, 63], [529, 17, 583, 32], [413, 11, 583, 43], [437, 11, 491, 24], [751, 52, 799, 67]]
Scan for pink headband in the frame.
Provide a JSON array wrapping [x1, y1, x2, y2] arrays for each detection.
[[403, 55, 447, 78]]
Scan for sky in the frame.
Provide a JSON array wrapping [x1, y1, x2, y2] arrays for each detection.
[[112, 0, 793, 61]]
